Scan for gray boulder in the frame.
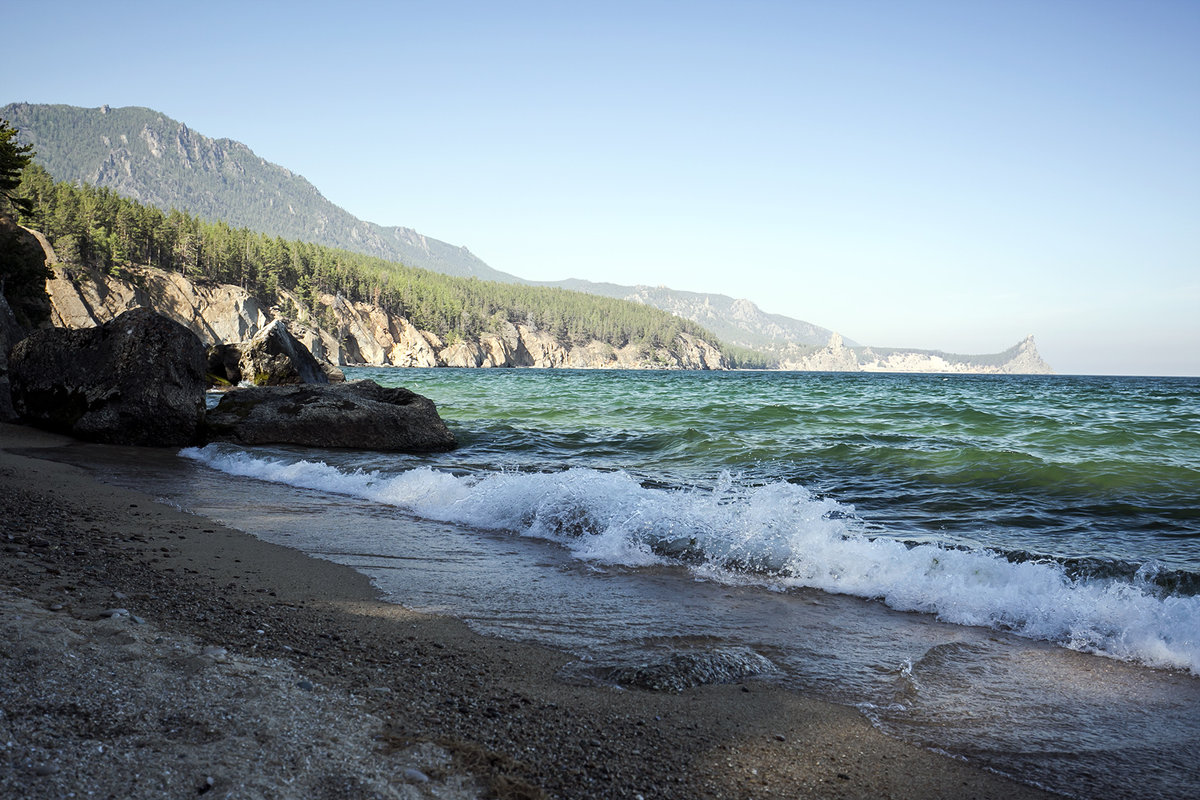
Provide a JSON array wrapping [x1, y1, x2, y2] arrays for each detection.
[[9, 307, 207, 446], [205, 379, 456, 452], [205, 320, 343, 388], [237, 319, 329, 386]]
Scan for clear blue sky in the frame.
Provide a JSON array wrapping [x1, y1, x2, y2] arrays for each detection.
[[6, 0, 1198, 374]]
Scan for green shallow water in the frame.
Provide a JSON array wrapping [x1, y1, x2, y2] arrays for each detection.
[[169, 368, 1200, 799], [354, 368, 1200, 580]]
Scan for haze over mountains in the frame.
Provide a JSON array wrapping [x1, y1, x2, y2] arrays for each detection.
[[0, 103, 841, 349], [3, 102, 1050, 371]]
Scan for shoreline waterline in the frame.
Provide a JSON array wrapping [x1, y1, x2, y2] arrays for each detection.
[[1, 423, 1064, 800], [5, 366, 1197, 798]]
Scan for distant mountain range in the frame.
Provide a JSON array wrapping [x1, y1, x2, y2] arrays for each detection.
[[1, 103, 842, 350], [2, 101, 1051, 372], [538, 280, 849, 350]]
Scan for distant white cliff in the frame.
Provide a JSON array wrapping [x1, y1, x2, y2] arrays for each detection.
[[778, 332, 1053, 374]]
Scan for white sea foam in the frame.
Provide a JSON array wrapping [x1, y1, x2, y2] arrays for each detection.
[[180, 445, 1200, 675]]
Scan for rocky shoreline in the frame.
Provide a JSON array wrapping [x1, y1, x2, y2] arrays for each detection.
[[0, 424, 1059, 799]]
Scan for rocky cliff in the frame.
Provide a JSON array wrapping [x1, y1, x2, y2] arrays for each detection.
[[36, 254, 1049, 375], [779, 332, 1054, 374], [40, 253, 726, 372]]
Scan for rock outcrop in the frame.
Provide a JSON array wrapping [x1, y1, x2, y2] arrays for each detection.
[[233, 319, 336, 386], [41, 264, 727, 372], [45, 263, 272, 346], [0, 292, 25, 422], [8, 308, 207, 446], [205, 379, 456, 452], [43, 264, 348, 382], [306, 289, 725, 370], [0, 218, 54, 330]]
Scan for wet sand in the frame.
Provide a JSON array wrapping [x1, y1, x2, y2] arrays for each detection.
[[0, 422, 1059, 799]]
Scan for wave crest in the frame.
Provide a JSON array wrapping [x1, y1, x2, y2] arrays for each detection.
[[180, 445, 1200, 674]]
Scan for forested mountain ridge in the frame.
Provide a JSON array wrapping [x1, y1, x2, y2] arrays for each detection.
[[543, 278, 852, 350], [1, 102, 519, 283], [2, 103, 846, 356], [12, 163, 730, 370], [4, 105, 1052, 373]]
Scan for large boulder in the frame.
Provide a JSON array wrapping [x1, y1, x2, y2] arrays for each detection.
[[9, 308, 207, 446], [205, 379, 456, 452], [236, 319, 330, 386], [206, 320, 344, 388]]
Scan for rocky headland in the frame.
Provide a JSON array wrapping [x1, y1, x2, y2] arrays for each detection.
[[778, 332, 1054, 374], [41, 257, 1050, 375], [42, 259, 726, 372]]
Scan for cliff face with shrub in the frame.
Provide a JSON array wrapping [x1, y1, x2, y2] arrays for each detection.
[[42, 258, 725, 372]]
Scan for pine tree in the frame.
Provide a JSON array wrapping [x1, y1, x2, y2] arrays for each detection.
[[0, 119, 35, 214]]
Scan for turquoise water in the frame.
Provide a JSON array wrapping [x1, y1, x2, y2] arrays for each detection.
[[168, 368, 1200, 798], [363, 369, 1200, 576]]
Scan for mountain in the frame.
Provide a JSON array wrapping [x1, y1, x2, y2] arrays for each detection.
[[4, 102, 1053, 373], [1, 103, 850, 354], [1, 102, 519, 282], [12, 165, 727, 371], [541, 279, 852, 350]]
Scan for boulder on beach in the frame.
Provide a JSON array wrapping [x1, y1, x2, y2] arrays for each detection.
[[236, 319, 334, 385], [8, 307, 207, 446], [208, 319, 343, 387], [205, 379, 456, 452]]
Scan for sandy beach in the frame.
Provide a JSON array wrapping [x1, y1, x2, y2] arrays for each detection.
[[0, 422, 1059, 800]]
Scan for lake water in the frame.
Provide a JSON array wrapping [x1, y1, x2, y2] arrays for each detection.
[[101, 368, 1200, 798]]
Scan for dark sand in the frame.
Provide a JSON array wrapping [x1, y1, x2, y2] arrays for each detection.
[[0, 422, 1059, 799]]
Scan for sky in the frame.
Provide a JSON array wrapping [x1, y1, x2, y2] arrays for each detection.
[[5, 0, 1198, 375]]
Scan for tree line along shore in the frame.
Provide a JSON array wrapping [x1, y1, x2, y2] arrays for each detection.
[[12, 162, 771, 368]]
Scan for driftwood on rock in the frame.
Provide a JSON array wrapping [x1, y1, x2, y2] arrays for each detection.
[[8, 307, 207, 446], [205, 379, 456, 452]]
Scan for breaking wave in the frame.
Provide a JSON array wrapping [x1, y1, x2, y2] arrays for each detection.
[[181, 445, 1200, 675]]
